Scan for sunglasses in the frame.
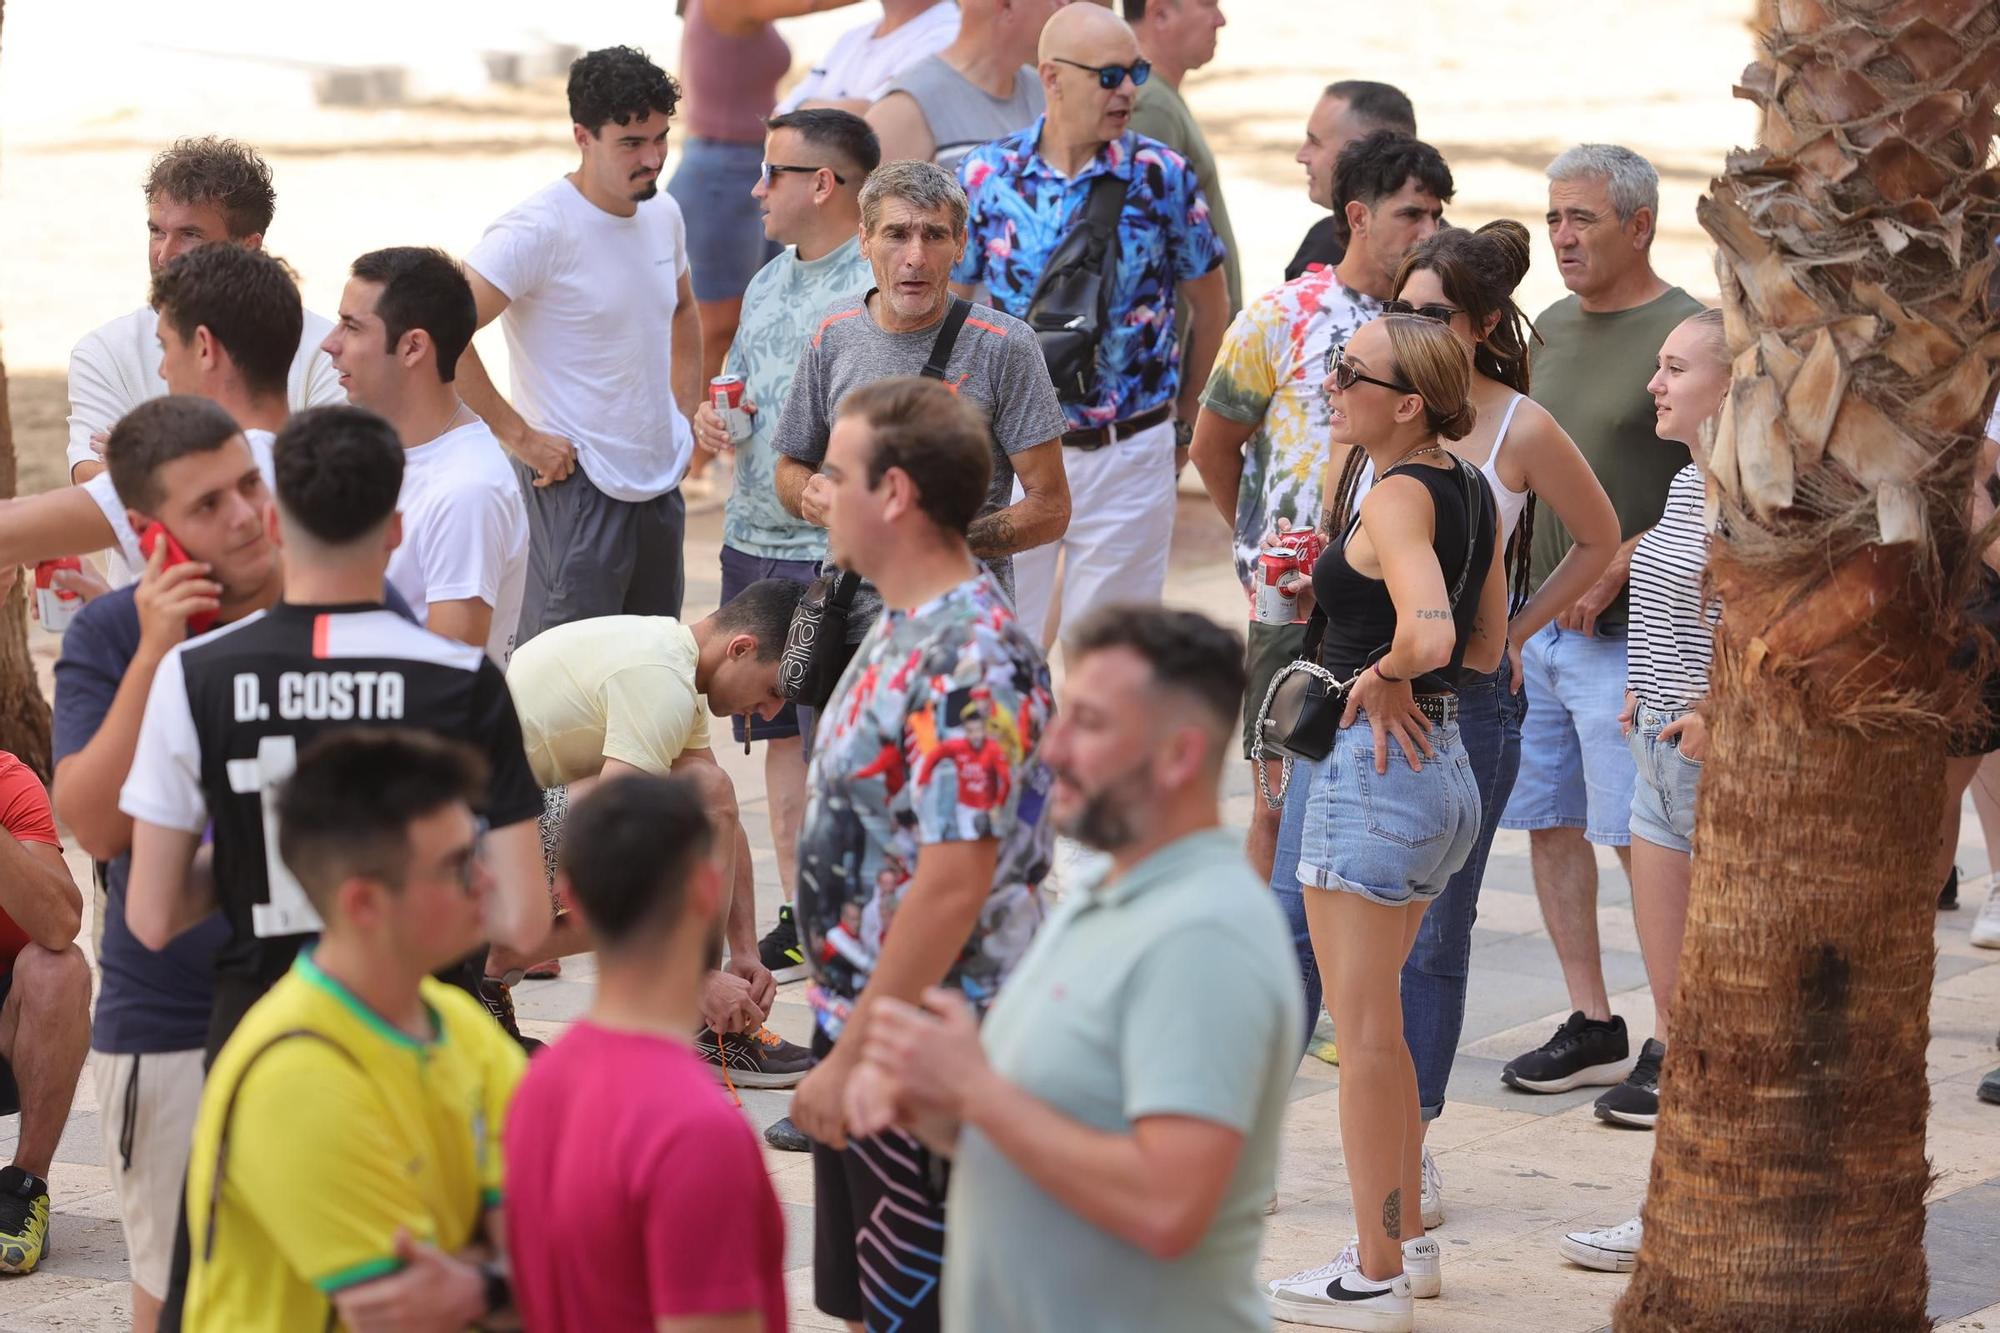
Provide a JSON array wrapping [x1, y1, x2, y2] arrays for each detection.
[[1383, 299, 1463, 324], [761, 161, 846, 187], [1052, 56, 1152, 90], [1326, 351, 1415, 396]]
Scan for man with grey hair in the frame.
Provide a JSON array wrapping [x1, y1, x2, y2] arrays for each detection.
[[772, 158, 1069, 654], [1497, 144, 1703, 1129]]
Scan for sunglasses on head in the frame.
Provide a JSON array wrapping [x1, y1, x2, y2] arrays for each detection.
[[1052, 56, 1151, 90], [1325, 351, 1415, 396], [761, 161, 846, 188], [1383, 299, 1462, 324]]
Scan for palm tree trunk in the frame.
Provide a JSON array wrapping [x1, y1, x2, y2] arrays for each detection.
[[0, 348, 52, 783], [1617, 2, 1998, 1328]]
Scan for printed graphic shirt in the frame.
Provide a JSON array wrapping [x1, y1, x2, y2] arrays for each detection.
[[796, 571, 1054, 1039], [1200, 268, 1381, 593], [722, 236, 871, 560], [955, 118, 1226, 430]]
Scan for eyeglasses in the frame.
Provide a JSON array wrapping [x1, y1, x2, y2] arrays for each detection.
[[1052, 56, 1152, 90], [1326, 351, 1415, 395], [1383, 299, 1463, 324], [761, 161, 846, 187]]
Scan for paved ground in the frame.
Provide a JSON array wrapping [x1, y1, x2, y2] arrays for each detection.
[[2, 494, 1998, 1331]]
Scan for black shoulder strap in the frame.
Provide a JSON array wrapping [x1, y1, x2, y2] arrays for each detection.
[[922, 296, 973, 380], [1081, 170, 1129, 243]]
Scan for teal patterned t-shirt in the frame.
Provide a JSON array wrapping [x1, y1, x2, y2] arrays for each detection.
[[722, 236, 873, 560]]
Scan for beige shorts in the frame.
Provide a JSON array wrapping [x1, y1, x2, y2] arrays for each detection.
[[91, 1049, 205, 1297]]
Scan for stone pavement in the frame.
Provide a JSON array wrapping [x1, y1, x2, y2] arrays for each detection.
[[3, 494, 2000, 1331]]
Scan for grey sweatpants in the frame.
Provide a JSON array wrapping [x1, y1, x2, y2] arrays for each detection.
[[513, 463, 685, 648]]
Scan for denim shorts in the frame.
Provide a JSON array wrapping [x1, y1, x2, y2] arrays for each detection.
[[1627, 702, 1701, 853], [1500, 622, 1636, 846], [1294, 714, 1483, 907], [665, 137, 782, 303]]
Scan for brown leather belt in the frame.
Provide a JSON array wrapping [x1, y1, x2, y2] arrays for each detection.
[[1060, 403, 1174, 451]]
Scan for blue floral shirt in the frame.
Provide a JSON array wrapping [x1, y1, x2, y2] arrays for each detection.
[[954, 117, 1226, 430]]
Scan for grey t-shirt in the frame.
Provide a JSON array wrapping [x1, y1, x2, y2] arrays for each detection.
[[883, 54, 1045, 174], [772, 289, 1067, 632]]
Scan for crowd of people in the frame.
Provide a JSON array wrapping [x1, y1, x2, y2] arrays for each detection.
[[0, 2, 1994, 1331]]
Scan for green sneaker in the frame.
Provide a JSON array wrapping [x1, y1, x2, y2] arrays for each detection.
[[0, 1167, 51, 1274]]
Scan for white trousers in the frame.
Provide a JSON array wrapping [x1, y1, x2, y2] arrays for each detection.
[[1011, 419, 1178, 647]]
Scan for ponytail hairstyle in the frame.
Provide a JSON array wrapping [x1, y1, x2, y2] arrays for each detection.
[[1393, 219, 1543, 612]]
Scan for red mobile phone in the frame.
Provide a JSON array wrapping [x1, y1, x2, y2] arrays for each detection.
[[138, 522, 218, 635]]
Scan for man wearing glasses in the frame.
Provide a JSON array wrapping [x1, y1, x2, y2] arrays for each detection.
[[1189, 128, 1451, 881], [953, 2, 1228, 649], [690, 108, 879, 1002]]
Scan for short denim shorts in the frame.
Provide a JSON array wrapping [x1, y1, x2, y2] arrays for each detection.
[[1294, 714, 1484, 907], [1627, 702, 1701, 853]]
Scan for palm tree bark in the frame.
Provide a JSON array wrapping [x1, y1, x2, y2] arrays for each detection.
[[1617, 2, 1998, 1329]]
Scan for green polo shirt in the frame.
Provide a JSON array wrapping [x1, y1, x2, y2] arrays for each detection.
[[941, 828, 1302, 1332]]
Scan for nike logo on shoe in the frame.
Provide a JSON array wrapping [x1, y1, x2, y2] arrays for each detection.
[[1324, 1276, 1391, 1302]]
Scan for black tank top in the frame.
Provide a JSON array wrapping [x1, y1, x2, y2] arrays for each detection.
[[1310, 458, 1497, 691]]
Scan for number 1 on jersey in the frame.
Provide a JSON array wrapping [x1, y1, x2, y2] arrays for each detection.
[[225, 734, 325, 938]]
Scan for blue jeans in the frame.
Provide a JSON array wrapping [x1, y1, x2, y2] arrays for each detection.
[[665, 137, 782, 302], [1271, 665, 1527, 1120]]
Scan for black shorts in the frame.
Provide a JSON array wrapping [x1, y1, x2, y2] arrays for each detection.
[[808, 1029, 948, 1332], [719, 545, 820, 743]]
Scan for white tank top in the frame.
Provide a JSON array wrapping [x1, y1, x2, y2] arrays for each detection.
[[1349, 392, 1531, 546]]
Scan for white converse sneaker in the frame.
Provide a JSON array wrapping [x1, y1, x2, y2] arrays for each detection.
[[1268, 1242, 1415, 1330], [1971, 874, 2000, 949], [1559, 1215, 1642, 1272], [1419, 1148, 1444, 1229], [1270, 1237, 1439, 1300]]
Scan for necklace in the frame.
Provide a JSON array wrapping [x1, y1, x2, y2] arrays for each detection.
[[1383, 440, 1447, 472]]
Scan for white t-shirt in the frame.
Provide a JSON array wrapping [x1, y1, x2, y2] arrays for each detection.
[[464, 180, 695, 502], [84, 429, 277, 585], [776, 1, 961, 112], [386, 417, 530, 665], [66, 306, 342, 476]]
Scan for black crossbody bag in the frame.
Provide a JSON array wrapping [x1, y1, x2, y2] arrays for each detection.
[[777, 297, 976, 710], [1253, 458, 1486, 808], [1024, 172, 1129, 404]]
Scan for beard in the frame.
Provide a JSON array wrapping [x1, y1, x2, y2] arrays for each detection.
[[1052, 758, 1157, 853], [631, 180, 659, 203]]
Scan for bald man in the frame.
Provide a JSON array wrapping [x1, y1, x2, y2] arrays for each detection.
[[952, 3, 1228, 649]]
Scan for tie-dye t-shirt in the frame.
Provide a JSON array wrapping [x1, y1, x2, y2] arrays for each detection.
[[954, 118, 1225, 431], [796, 571, 1055, 1040], [1199, 268, 1382, 593], [721, 237, 872, 560]]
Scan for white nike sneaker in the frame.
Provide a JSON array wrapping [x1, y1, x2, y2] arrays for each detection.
[[1270, 1237, 1439, 1300], [1420, 1147, 1444, 1229], [1971, 874, 2000, 948], [1559, 1215, 1643, 1272], [1268, 1242, 1416, 1329]]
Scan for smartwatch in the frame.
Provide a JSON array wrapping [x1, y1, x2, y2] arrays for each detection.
[[1173, 417, 1195, 450]]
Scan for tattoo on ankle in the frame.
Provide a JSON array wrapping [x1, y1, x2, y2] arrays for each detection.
[[1383, 1187, 1403, 1240]]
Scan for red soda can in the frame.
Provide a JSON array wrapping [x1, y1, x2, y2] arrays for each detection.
[[1253, 529, 1322, 625], [709, 374, 753, 445], [34, 558, 83, 634]]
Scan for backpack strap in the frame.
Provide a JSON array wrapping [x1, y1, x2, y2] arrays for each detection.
[[1079, 170, 1129, 252], [922, 296, 973, 380]]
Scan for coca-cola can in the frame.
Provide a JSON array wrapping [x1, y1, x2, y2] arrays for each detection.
[[34, 558, 83, 634], [709, 374, 753, 445]]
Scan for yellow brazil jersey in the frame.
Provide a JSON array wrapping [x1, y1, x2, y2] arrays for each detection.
[[184, 953, 526, 1333]]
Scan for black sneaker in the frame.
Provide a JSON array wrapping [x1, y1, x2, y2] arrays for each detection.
[[1941, 864, 1960, 911], [1502, 1011, 1632, 1093], [759, 905, 808, 984], [1594, 1037, 1664, 1127], [763, 1115, 811, 1153], [0, 1167, 49, 1273], [697, 1025, 813, 1089], [477, 977, 545, 1056], [1979, 1066, 2000, 1106]]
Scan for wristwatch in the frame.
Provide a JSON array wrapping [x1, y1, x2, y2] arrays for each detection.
[[1173, 417, 1195, 450]]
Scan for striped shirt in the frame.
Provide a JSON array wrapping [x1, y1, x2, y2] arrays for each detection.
[[1628, 464, 1717, 710]]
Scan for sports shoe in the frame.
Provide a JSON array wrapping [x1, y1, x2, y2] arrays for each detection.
[[1502, 1012, 1632, 1093], [1559, 1215, 1642, 1272], [697, 1025, 813, 1089], [1969, 874, 2000, 948], [0, 1167, 51, 1273], [1268, 1241, 1413, 1330], [764, 1115, 811, 1152], [1594, 1037, 1665, 1128], [759, 905, 808, 983], [1979, 1066, 2000, 1106], [476, 977, 544, 1055], [1272, 1237, 1439, 1301], [1419, 1148, 1443, 1229]]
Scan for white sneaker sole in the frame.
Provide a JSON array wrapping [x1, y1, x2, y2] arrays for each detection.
[[768, 962, 809, 984], [1268, 1291, 1413, 1331], [1421, 1197, 1442, 1229], [1406, 1265, 1440, 1299], [1504, 1057, 1634, 1093], [1971, 924, 2000, 949], [1595, 1103, 1658, 1129], [1558, 1233, 1638, 1272], [703, 1063, 809, 1090]]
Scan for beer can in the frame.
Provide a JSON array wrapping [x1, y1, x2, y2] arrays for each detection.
[[1254, 549, 1300, 625], [709, 374, 753, 445], [34, 558, 83, 635]]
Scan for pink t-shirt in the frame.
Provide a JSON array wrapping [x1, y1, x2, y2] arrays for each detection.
[[503, 1023, 787, 1331]]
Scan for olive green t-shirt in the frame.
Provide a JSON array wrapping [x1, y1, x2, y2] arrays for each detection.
[[1131, 79, 1242, 314], [1527, 286, 1705, 634]]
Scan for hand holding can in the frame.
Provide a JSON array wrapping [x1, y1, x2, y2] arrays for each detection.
[[709, 375, 755, 449]]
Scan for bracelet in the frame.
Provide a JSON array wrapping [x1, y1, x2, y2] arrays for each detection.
[[1372, 661, 1404, 684]]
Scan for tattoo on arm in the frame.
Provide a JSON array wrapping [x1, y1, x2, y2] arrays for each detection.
[[967, 511, 1020, 560], [1383, 1187, 1403, 1241], [1415, 609, 1452, 620]]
